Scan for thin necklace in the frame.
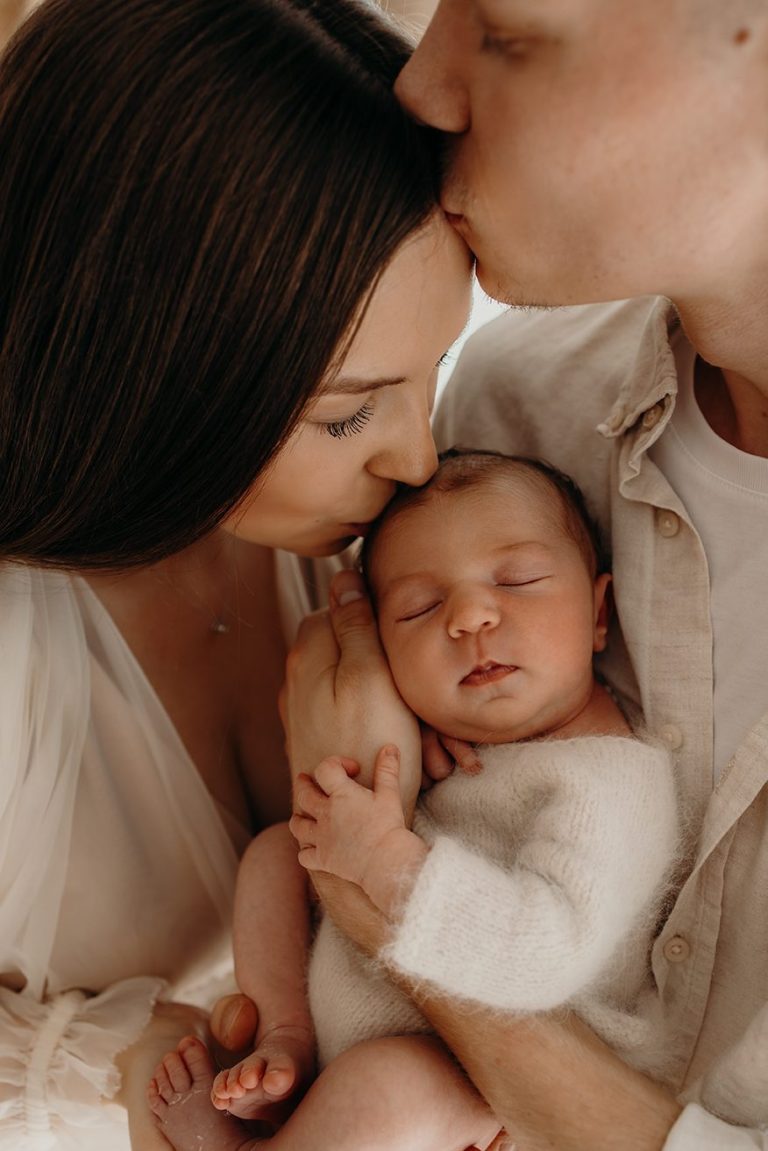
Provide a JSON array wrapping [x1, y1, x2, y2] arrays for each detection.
[[154, 536, 244, 636]]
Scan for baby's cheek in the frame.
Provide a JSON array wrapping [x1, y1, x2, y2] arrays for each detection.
[[387, 642, 427, 713]]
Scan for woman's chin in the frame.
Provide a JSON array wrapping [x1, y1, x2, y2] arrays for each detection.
[[292, 534, 360, 559]]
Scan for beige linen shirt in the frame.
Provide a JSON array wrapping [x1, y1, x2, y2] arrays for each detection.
[[433, 295, 768, 1146]]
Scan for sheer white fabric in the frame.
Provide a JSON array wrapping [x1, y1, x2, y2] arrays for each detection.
[[0, 566, 244, 1150]]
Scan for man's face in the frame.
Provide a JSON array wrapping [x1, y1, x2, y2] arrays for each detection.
[[396, 0, 768, 307]]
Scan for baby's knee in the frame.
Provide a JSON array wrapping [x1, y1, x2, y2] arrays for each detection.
[[325, 1036, 499, 1149]]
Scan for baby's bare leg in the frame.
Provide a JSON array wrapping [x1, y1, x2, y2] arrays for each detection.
[[217, 823, 315, 1120], [150, 1033, 500, 1151]]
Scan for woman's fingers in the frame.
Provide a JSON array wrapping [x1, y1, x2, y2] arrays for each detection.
[[288, 609, 340, 681], [208, 994, 259, 1061], [328, 570, 388, 675]]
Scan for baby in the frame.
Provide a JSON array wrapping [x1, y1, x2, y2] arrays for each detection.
[[148, 450, 679, 1151]]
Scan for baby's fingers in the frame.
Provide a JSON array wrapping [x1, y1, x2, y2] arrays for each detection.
[[288, 813, 316, 849], [293, 772, 324, 817], [314, 755, 359, 795]]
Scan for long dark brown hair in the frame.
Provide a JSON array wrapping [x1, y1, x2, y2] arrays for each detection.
[[0, 0, 439, 568]]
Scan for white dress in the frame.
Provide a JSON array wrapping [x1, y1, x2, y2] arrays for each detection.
[[0, 566, 249, 1151]]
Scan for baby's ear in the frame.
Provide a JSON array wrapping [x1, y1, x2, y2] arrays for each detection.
[[592, 572, 612, 653]]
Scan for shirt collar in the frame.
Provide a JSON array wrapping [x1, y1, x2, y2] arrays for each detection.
[[597, 296, 683, 440]]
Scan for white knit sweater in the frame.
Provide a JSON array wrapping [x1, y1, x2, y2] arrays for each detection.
[[309, 735, 679, 1076]]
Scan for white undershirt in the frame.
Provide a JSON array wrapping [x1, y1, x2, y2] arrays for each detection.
[[649, 335, 768, 783]]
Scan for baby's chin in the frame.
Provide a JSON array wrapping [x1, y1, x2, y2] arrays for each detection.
[[418, 709, 556, 747]]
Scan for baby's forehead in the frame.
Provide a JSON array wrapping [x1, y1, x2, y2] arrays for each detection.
[[368, 472, 564, 582]]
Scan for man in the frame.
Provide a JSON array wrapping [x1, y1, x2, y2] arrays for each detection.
[[229, 3, 768, 1147]]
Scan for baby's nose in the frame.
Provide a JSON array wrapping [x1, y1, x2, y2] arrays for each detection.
[[446, 590, 500, 638]]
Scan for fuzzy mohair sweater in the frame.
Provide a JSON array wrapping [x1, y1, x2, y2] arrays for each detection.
[[309, 735, 679, 1077]]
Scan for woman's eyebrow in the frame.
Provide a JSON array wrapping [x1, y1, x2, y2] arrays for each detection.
[[320, 375, 406, 396]]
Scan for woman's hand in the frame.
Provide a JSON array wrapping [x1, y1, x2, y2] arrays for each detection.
[[282, 570, 422, 816], [290, 746, 428, 918]]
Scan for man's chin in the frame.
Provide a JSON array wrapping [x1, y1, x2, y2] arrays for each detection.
[[475, 261, 563, 310]]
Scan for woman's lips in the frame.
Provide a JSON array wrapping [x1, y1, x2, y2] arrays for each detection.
[[460, 661, 517, 687]]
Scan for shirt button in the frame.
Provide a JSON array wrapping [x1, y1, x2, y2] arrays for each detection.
[[659, 724, 684, 751], [656, 509, 680, 538], [642, 403, 664, 429], [663, 935, 691, 964]]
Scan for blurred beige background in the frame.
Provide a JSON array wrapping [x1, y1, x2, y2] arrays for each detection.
[[0, 0, 438, 52], [0, 0, 32, 48]]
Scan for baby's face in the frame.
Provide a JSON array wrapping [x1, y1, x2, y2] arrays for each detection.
[[372, 481, 609, 744]]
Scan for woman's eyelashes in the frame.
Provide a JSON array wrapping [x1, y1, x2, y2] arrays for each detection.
[[321, 400, 375, 439]]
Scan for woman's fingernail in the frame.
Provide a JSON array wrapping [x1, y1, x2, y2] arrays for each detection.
[[331, 570, 365, 607], [222, 999, 244, 1032]]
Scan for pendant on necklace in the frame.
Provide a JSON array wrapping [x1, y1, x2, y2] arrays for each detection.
[[210, 620, 230, 635]]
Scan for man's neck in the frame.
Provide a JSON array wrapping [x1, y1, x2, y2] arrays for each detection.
[[676, 282, 768, 457], [694, 359, 768, 457]]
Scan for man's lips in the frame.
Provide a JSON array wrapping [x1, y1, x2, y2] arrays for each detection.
[[460, 661, 517, 687]]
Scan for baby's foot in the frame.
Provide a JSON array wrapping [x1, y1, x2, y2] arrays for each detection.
[[148, 1036, 256, 1151], [211, 1023, 315, 1122]]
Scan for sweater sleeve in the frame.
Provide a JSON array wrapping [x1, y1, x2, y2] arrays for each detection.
[[0, 977, 165, 1151], [384, 739, 678, 1012], [663, 1105, 767, 1150]]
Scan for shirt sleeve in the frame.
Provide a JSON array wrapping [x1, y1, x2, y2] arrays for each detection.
[[664, 1104, 768, 1150], [0, 976, 165, 1150]]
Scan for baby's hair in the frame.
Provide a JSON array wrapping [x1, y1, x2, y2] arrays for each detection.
[[360, 448, 608, 595]]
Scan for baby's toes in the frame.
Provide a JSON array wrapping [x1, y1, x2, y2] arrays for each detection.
[[177, 1035, 217, 1086], [237, 1055, 267, 1091], [146, 1077, 168, 1119], [162, 1052, 193, 1096], [211, 1067, 230, 1108], [151, 1060, 178, 1104], [262, 1054, 298, 1099]]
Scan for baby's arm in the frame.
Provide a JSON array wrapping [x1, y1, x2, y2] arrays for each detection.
[[213, 822, 315, 1120], [293, 739, 678, 1014], [291, 745, 429, 922]]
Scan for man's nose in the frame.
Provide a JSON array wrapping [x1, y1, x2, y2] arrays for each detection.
[[394, 4, 471, 135]]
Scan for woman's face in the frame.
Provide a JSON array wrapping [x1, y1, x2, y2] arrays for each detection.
[[223, 216, 473, 556]]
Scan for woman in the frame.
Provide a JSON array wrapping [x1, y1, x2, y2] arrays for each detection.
[[0, 0, 471, 1147]]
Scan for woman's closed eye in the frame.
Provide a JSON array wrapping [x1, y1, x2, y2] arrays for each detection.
[[319, 400, 375, 439]]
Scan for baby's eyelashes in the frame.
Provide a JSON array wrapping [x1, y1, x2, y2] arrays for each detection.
[[395, 600, 442, 623]]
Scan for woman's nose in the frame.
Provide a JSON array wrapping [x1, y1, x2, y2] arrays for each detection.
[[369, 414, 438, 488], [446, 590, 501, 638]]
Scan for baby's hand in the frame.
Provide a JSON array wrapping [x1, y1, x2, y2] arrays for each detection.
[[421, 725, 482, 789], [290, 745, 427, 918]]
